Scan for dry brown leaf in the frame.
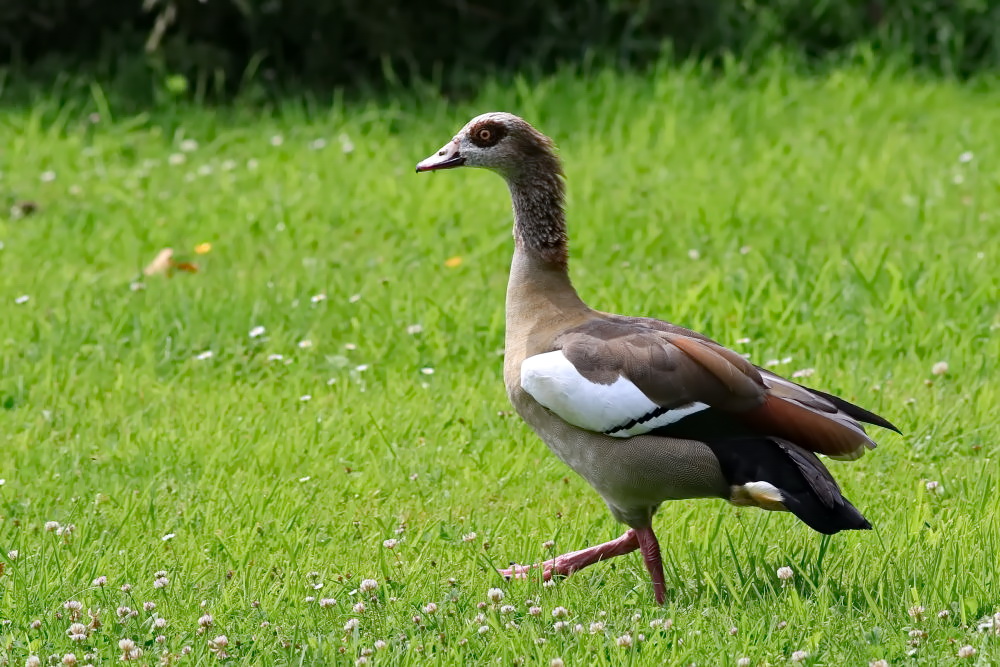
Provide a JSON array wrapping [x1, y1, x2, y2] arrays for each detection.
[[144, 248, 175, 276], [143, 247, 199, 277]]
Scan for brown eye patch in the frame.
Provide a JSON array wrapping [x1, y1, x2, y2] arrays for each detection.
[[469, 121, 506, 148]]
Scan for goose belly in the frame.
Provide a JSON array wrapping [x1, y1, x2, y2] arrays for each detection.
[[507, 384, 728, 511]]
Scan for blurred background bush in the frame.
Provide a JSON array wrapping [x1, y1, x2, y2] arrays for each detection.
[[2, 0, 997, 95]]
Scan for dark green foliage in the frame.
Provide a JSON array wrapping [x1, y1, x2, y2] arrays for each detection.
[[1, 0, 998, 89]]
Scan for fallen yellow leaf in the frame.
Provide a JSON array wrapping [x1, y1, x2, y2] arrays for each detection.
[[444, 256, 463, 268], [194, 242, 212, 255]]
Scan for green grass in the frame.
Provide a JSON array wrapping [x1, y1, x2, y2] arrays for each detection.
[[1, 60, 998, 665]]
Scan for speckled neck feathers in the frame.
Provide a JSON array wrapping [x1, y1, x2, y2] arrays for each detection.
[[505, 141, 569, 269], [502, 137, 589, 369], [494, 125, 568, 269]]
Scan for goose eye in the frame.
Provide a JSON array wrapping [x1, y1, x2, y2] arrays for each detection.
[[470, 122, 504, 147]]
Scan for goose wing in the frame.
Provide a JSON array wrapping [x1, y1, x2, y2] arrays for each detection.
[[519, 316, 898, 460]]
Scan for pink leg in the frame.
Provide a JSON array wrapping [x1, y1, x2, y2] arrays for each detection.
[[498, 530, 639, 581], [634, 526, 666, 605]]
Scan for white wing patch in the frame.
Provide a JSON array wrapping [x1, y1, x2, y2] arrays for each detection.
[[519, 350, 709, 437]]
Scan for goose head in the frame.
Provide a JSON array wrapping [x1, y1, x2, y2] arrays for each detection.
[[415, 112, 559, 181]]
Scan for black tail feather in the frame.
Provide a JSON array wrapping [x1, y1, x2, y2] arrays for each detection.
[[706, 436, 872, 535], [778, 484, 871, 535], [803, 385, 901, 434]]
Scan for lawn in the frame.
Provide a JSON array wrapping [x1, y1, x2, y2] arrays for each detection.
[[1, 59, 998, 665]]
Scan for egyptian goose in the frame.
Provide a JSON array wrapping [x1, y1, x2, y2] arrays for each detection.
[[416, 112, 899, 604]]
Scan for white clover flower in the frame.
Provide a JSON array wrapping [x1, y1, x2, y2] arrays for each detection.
[[339, 133, 354, 154], [487, 588, 504, 603], [615, 634, 633, 647], [359, 579, 377, 593], [777, 566, 794, 581], [791, 650, 808, 662], [249, 326, 266, 338], [344, 618, 360, 632]]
